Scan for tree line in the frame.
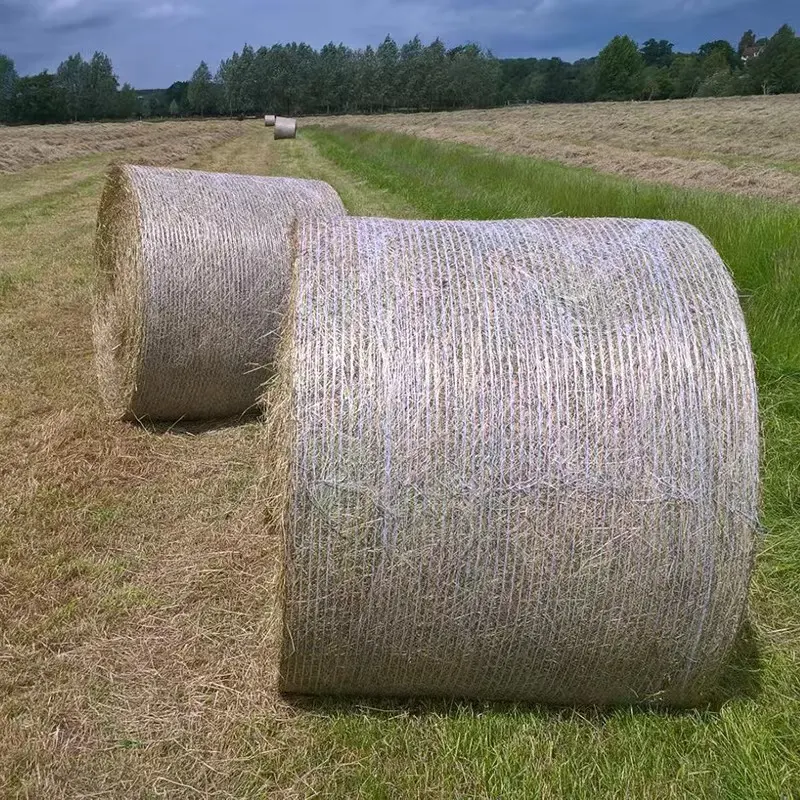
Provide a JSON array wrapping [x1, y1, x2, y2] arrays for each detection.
[[1, 24, 798, 125]]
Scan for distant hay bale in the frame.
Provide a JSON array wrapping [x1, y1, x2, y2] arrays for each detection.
[[274, 117, 297, 140], [267, 216, 760, 706], [264, 114, 276, 127], [93, 164, 346, 421]]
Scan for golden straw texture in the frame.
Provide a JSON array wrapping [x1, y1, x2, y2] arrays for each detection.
[[274, 118, 297, 140], [269, 216, 760, 706], [93, 164, 345, 421]]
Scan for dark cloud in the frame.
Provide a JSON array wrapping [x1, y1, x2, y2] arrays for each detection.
[[45, 11, 117, 33]]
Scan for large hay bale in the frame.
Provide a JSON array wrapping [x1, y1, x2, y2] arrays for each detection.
[[274, 117, 297, 140], [93, 164, 346, 421], [264, 114, 276, 127], [268, 216, 760, 706]]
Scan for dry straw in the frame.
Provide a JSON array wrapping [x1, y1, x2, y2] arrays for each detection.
[[267, 216, 760, 707], [274, 117, 297, 140], [264, 114, 276, 127], [93, 164, 346, 421]]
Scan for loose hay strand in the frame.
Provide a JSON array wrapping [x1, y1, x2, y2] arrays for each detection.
[[92, 165, 346, 421], [273, 216, 760, 707]]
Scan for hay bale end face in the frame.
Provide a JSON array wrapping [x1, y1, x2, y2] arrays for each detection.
[[264, 114, 276, 127], [268, 216, 760, 707], [274, 117, 297, 140], [92, 164, 346, 421]]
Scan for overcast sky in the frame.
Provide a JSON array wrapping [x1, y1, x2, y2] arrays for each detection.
[[0, 0, 797, 88]]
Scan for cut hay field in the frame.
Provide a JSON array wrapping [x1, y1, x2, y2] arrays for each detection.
[[0, 119, 245, 173], [1, 115, 799, 798], [323, 94, 800, 204]]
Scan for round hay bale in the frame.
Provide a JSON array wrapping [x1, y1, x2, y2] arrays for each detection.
[[264, 114, 276, 127], [267, 216, 760, 706], [93, 164, 346, 421], [274, 117, 297, 140]]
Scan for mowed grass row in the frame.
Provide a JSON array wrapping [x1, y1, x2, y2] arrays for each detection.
[[237, 127, 800, 798], [0, 128, 407, 798]]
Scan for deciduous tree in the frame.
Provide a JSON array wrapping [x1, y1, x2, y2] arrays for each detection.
[[750, 24, 800, 94], [640, 39, 674, 68], [0, 53, 17, 122], [188, 61, 214, 115], [596, 35, 645, 100], [11, 72, 69, 123], [86, 52, 118, 119]]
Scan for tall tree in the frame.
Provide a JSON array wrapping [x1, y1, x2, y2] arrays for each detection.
[[399, 36, 425, 108], [252, 47, 274, 113], [237, 44, 260, 113], [0, 53, 17, 122], [86, 51, 118, 118], [138, 93, 153, 118], [532, 58, 571, 103], [216, 56, 237, 115], [572, 58, 597, 102], [749, 24, 800, 94], [55, 53, 90, 120], [376, 35, 400, 110], [698, 40, 739, 71], [316, 43, 356, 113], [596, 35, 645, 100], [640, 39, 674, 68], [356, 45, 380, 112], [165, 81, 189, 112], [188, 60, 214, 115], [738, 30, 757, 56], [669, 54, 702, 98], [116, 82, 139, 118], [11, 72, 69, 123], [447, 44, 499, 108], [421, 38, 448, 109]]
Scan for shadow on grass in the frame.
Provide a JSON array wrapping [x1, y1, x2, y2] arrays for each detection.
[[132, 409, 261, 436], [708, 616, 763, 707], [283, 618, 763, 723]]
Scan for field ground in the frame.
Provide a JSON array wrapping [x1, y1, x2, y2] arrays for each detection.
[[323, 94, 800, 204], [0, 119, 246, 174], [1, 111, 799, 797]]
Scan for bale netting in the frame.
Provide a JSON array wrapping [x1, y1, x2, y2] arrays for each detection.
[[274, 117, 297, 140], [264, 114, 276, 127], [267, 216, 760, 707], [92, 164, 346, 421]]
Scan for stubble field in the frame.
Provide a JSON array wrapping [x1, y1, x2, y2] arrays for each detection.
[[0, 119, 245, 174], [1, 98, 799, 797]]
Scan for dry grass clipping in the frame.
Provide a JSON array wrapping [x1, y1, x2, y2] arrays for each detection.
[[267, 216, 760, 707], [0, 119, 246, 174], [92, 164, 346, 421]]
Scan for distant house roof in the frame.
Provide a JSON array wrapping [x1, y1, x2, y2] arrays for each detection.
[[741, 46, 762, 61]]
